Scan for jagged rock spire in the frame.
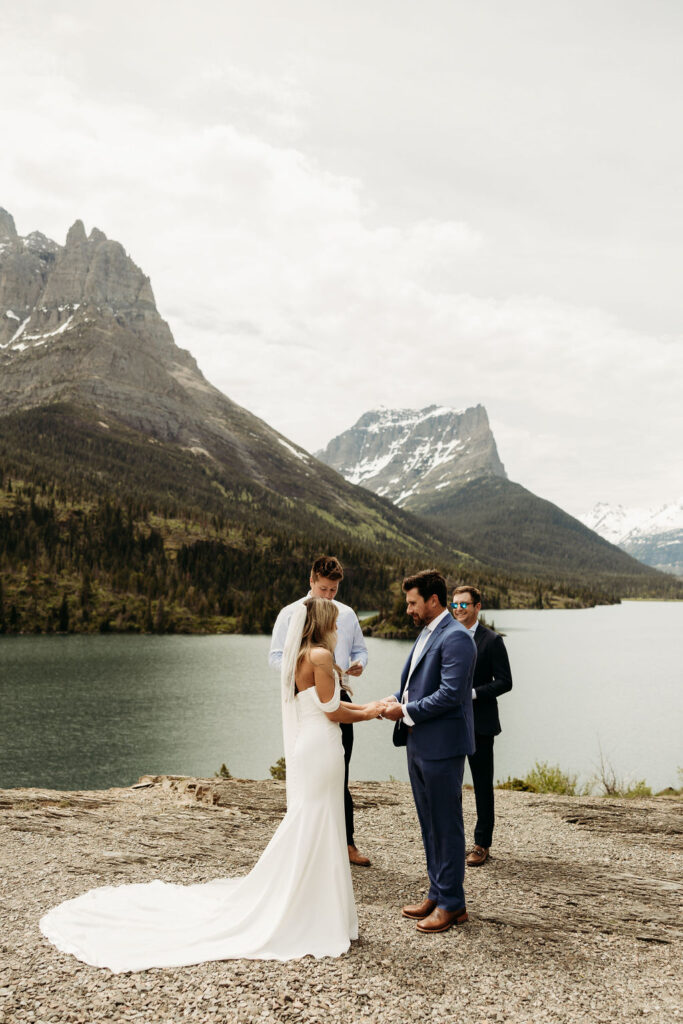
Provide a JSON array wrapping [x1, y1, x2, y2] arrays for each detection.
[[0, 208, 18, 241], [65, 220, 87, 247]]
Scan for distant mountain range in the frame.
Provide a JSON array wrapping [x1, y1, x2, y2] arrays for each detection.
[[579, 500, 683, 577], [0, 206, 678, 635], [318, 406, 678, 583]]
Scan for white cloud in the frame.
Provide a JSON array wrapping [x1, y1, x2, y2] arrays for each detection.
[[1, 4, 681, 518]]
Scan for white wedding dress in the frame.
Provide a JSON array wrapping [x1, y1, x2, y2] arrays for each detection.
[[40, 610, 358, 972]]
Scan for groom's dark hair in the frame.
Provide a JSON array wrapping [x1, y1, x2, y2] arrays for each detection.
[[311, 555, 344, 580], [402, 569, 447, 607]]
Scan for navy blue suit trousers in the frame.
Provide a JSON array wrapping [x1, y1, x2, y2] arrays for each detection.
[[407, 741, 466, 911]]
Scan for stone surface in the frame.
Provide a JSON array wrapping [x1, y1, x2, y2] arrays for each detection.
[[0, 778, 680, 1023]]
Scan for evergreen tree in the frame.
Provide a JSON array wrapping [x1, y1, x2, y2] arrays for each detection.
[[57, 593, 69, 633], [154, 597, 166, 634]]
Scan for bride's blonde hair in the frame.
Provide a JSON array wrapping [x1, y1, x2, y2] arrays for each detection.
[[296, 597, 338, 671]]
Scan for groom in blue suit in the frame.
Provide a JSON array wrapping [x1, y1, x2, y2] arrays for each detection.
[[383, 569, 476, 933]]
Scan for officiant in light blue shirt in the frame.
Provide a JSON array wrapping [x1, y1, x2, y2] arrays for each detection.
[[268, 555, 370, 867]]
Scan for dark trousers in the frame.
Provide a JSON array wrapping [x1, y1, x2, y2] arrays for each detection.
[[407, 743, 466, 912], [340, 691, 354, 846], [467, 732, 495, 849]]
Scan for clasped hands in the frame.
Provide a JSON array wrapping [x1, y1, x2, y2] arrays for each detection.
[[362, 695, 403, 721]]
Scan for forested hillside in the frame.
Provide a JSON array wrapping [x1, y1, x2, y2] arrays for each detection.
[[1, 408, 677, 638], [0, 475, 638, 638]]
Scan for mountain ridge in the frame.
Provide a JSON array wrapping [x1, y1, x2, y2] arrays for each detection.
[[318, 404, 678, 585], [579, 500, 683, 577], [0, 208, 678, 638], [0, 209, 446, 545]]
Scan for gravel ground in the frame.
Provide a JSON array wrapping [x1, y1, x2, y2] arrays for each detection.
[[0, 777, 681, 1024]]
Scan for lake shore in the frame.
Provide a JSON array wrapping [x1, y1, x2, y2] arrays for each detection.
[[1, 777, 681, 1023]]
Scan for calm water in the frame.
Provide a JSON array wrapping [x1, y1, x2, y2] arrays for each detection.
[[0, 602, 681, 791]]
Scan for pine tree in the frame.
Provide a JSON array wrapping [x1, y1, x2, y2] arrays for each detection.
[[154, 597, 166, 634], [58, 593, 69, 633]]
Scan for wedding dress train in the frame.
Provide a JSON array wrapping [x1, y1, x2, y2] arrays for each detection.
[[39, 679, 358, 972]]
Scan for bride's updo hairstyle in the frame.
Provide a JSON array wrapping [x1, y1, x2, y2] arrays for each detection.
[[296, 597, 338, 669]]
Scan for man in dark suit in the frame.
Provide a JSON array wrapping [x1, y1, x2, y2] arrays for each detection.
[[451, 585, 513, 867], [382, 569, 476, 933]]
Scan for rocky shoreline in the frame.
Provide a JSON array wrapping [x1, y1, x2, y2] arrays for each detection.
[[1, 778, 681, 1023]]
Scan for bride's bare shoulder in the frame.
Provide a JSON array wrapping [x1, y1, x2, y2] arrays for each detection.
[[309, 646, 333, 667]]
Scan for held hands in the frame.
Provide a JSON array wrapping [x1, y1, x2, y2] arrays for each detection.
[[362, 700, 391, 720], [360, 695, 403, 722], [378, 694, 403, 721]]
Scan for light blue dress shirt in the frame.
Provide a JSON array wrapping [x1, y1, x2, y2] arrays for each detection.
[[269, 594, 368, 673]]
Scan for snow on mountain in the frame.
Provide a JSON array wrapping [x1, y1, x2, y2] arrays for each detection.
[[579, 503, 647, 545], [579, 499, 683, 543], [579, 499, 683, 576], [317, 404, 506, 509]]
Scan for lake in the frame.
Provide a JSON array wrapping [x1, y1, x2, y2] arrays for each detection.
[[0, 601, 681, 792]]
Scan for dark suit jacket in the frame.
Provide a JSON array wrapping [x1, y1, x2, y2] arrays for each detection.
[[472, 623, 513, 736], [394, 614, 476, 760]]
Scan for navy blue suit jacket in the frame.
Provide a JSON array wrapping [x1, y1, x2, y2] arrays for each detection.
[[395, 614, 476, 760]]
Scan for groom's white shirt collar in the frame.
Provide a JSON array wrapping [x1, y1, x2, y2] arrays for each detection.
[[425, 609, 450, 633], [402, 608, 452, 726]]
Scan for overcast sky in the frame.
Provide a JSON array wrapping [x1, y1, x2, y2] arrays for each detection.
[[1, 0, 681, 515]]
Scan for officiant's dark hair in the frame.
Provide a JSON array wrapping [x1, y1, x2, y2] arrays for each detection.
[[311, 555, 344, 580], [402, 569, 447, 607]]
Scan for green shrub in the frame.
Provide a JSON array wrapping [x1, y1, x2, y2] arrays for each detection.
[[593, 750, 652, 797], [496, 776, 537, 792], [269, 757, 286, 781], [497, 762, 580, 794], [622, 780, 652, 799], [214, 763, 232, 780], [525, 761, 578, 795]]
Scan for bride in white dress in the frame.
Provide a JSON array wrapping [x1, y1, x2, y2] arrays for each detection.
[[39, 598, 386, 972]]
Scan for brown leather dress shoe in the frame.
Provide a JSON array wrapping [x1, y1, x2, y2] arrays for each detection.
[[401, 898, 437, 920], [416, 906, 468, 933], [466, 844, 490, 867], [348, 845, 371, 867]]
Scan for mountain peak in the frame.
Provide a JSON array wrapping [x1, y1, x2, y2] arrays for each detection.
[[579, 499, 683, 576], [0, 208, 18, 241], [66, 220, 87, 247], [317, 403, 506, 508], [0, 213, 165, 359]]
